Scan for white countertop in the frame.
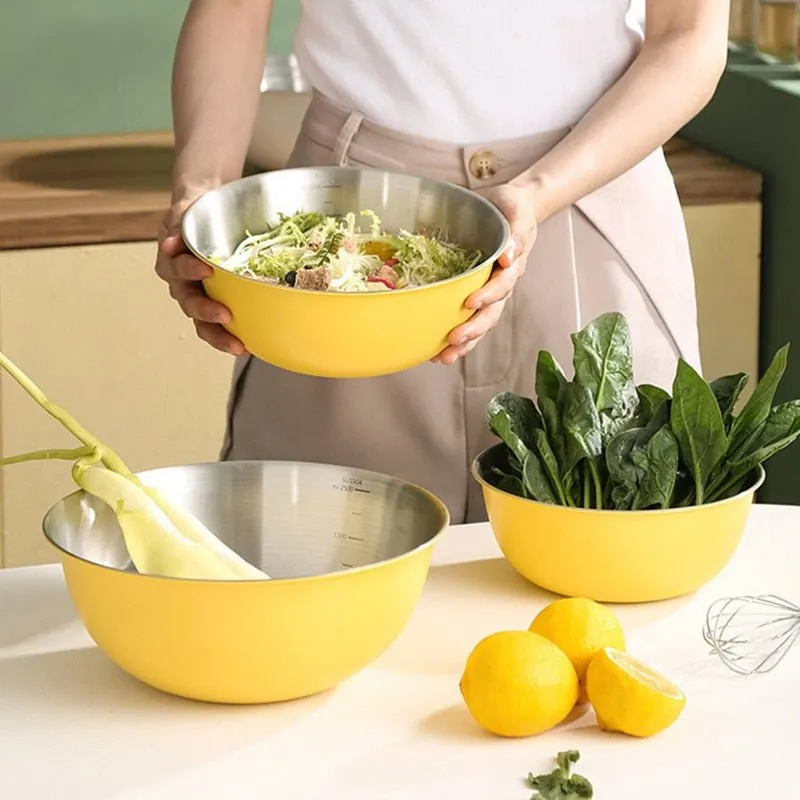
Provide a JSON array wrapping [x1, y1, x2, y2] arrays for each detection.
[[1, 506, 797, 799]]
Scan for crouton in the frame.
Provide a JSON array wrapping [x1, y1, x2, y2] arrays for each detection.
[[294, 265, 332, 291]]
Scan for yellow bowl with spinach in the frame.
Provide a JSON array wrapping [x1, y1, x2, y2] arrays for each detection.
[[470, 311, 796, 603], [473, 444, 764, 603]]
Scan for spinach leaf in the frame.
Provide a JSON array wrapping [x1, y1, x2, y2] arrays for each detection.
[[749, 399, 800, 454], [533, 428, 568, 505], [709, 372, 749, 432], [630, 425, 680, 509], [561, 382, 603, 475], [561, 382, 604, 508], [637, 394, 671, 447], [728, 344, 790, 455], [539, 396, 568, 473], [637, 383, 671, 419], [562, 469, 580, 508], [670, 358, 728, 505], [571, 311, 634, 412], [535, 351, 568, 407], [489, 467, 525, 497], [610, 482, 635, 510], [571, 312, 639, 444], [707, 400, 800, 502], [539, 396, 560, 438], [522, 450, 558, 505], [605, 428, 643, 510], [672, 468, 696, 507], [487, 392, 542, 464]]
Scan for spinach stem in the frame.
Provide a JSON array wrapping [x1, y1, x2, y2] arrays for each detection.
[[694, 473, 704, 506], [589, 461, 604, 510], [706, 472, 748, 504], [582, 468, 591, 508], [704, 471, 725, 498]]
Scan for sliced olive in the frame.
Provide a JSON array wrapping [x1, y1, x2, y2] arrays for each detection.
[[285, 270, 297, 286]]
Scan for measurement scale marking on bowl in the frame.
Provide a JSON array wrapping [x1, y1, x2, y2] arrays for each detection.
[[328, 475, 376, 569]]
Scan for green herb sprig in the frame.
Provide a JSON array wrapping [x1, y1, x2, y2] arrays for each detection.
[[486, 311, 800, 510], [527, 750, 593, 799]]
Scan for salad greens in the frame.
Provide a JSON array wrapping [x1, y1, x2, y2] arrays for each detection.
[[527, 750, 593, 799], [214, 209, 483, 292], [484, 311, 800, 510]]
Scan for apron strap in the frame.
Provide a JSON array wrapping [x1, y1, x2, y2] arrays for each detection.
[[333, 110, 365, 166]]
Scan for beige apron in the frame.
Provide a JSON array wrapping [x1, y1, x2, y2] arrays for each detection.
[[221, 91, 702, 524]]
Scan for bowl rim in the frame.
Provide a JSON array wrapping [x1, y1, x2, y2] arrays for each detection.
[[180, 165, 512, 297], [41, 459, 451, 585], [471, 442, 766, 516]]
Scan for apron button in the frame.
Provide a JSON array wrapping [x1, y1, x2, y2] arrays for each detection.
[[469, 150, 497, 180]]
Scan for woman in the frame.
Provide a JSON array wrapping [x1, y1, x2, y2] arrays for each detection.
[[155, 0, 729, 523]]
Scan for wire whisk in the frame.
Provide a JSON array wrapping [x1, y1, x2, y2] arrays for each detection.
[[702, 594, 800, 676]]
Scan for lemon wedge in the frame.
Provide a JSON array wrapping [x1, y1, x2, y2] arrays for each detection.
[[585, 646, 686, 737]]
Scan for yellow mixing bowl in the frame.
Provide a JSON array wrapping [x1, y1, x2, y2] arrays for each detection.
[[181, 166, 509, 378], [42, 460, 450, 704], [472, 444, 764, 603]]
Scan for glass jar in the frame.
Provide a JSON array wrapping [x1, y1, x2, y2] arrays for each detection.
[[757, 0, 800, 62], [730, 0, 760, 50]]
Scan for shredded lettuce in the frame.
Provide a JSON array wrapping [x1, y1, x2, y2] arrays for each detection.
[[392, 230, 483, 287], [214, 209, 483, 291]]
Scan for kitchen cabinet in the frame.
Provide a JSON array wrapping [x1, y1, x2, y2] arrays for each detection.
[[0, 132, 763, 567], [685, 202, 762, 386]]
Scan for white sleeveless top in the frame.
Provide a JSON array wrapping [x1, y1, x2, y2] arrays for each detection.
[[293, 0, 644, 144]]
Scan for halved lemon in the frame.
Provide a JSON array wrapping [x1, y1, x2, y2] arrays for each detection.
[[585, 647, 686, 738]]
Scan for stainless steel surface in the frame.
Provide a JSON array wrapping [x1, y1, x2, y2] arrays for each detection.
[[42, 460, 449, 579], [248, 54, 312, 171], [182, 166, 510, 279], [702, 593, 800, 675], [259, 53, 312, 93]]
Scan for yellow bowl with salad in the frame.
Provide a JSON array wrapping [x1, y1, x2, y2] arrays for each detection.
[[182, 166, 510, 378]]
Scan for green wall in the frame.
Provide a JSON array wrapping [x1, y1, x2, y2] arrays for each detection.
[[0, 0, 301, 140]]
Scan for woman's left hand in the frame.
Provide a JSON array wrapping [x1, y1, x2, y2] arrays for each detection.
[[434, 182, 539, 365]]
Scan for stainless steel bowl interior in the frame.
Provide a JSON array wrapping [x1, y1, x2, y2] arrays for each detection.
[[181, 167, 510, 283], [42, 461, 449, 579]]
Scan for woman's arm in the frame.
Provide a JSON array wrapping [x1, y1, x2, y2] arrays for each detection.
[[512, 0, 730, 221], [171, 0, 274, 203], [154, 0, 273, 357]]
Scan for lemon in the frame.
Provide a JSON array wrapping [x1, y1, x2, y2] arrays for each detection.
[[585, 647, 686, 737], [529, 597, 625, 702], [459, 630, 579, 738]]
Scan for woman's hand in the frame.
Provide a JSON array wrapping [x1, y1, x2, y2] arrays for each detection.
[[434, 182, 539, 365], [154, 195, 247, 356]]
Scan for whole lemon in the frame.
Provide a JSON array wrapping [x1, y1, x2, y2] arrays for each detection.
[[586, 646, 686, 738], [529, 597, 625, 701], [459, 630, 579, 738]]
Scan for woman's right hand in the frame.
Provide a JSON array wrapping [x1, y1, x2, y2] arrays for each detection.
[[154, 196, 247, 357]]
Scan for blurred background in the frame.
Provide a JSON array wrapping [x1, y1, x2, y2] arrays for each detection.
[[0, 0, 301, 139], [0, 0, 798, 568]]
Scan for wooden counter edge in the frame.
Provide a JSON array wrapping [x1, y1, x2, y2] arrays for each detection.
[[0, 132, 763, 252]]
